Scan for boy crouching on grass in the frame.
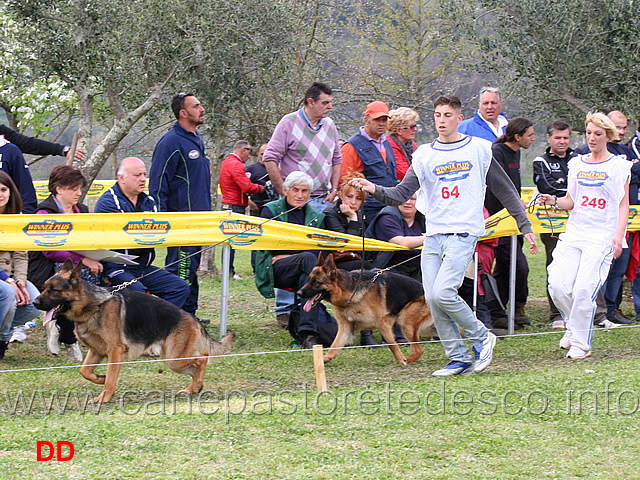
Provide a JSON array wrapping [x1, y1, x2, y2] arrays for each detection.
[[350, 94, 538, 376]]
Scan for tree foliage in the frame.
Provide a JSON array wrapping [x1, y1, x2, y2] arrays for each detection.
[[5, 0, 335, 188], [332, 0, 476, 130], [0, 8, 77, 138], [465, 0, 640, 128]]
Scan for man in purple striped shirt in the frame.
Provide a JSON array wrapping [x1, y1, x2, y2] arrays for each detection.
[[263, 82, 342, 209]]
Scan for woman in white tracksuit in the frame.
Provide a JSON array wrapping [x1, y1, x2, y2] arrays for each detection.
[[538, 112, 630, 359]]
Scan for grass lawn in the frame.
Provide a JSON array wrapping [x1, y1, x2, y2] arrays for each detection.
[[2, 240, 640, 479]]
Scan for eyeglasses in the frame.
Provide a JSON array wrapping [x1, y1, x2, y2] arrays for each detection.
[[244, 147, 252, 152], [400, 124, 418, 130]]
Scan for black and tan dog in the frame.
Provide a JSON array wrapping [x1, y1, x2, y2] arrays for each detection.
[[33, 259, 234, 403], [298, 253, 436, 365]]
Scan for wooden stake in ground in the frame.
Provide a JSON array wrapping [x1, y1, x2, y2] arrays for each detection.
[[312, 344, 328, 393]]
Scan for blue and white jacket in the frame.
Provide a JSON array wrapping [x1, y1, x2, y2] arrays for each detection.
[[149, 122, 211, 212], [458, 111, 508, 142]]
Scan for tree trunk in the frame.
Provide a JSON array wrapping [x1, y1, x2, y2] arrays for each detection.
[[82, 84, 166, 186]]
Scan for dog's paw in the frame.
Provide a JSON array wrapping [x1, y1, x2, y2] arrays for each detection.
[[323, 355, 333, 364], [177, 387, 198, 395], [90, 392, 110, 404]]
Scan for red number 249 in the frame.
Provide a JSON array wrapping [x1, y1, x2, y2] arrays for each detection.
[[580, 196, 606, 209]]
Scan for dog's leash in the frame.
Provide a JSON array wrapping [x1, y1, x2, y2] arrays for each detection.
[[528, 193, 558, 238]]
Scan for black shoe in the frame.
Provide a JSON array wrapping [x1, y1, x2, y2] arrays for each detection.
[[0, 341, 8, 360], [303, 334, 319, 349], [491, 328, 508, 337], [607, 309, 632, 325], [393, 324, 408, 344], [492, 316, 508, 329], [195, 316, 211, 325], [360, 330, 381, 348]]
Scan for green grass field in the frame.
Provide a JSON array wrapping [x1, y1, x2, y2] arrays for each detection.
[[2, 241, 640, 479]]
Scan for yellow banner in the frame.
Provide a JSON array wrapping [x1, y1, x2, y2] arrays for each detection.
[[0, 212, 408, 252], [482, 205, 640, 240]]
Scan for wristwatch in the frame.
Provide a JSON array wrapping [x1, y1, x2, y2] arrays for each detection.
[[63, 146, 71, 156], [5, 278, 15, 284]]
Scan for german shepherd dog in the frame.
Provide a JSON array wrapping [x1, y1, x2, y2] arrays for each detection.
[[33, 259, 234, 404], [298, 254, 436, 365]]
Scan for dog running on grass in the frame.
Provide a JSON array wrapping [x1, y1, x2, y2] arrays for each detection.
[[298, 253, 437, 365], [33, 259, 234, 404]]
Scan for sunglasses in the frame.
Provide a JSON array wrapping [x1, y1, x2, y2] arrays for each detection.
[[400, 124, 418, 130]]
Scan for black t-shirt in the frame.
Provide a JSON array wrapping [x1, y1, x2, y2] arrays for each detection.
[[485, 142, 521, 215]]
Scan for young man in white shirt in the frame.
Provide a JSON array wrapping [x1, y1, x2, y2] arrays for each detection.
[[350, 94, 538, 377]]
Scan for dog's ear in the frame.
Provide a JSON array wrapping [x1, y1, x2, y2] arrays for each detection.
[[68, 261, 84, 285], [58, 258, 75, 274], [324, 253, 336, 271], [316, 252, 324, 266]]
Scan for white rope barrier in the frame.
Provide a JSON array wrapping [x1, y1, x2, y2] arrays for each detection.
[[1, 323, 637, 375]]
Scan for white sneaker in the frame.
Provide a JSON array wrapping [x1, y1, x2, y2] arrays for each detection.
[[65, 342, 83, 362], [551, 319, 565, 330], [597, 319, 621, 330], [472, 332, 497, 373], [566, 347, 592, 359], [46, 321, 60, 355], [559, 331, 571, 350], [432, 361, 472, 377], [233, 273, 242, 280], [9, 325, 28, 343]]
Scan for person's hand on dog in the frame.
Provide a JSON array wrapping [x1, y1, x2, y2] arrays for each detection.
[[348, 177, 375, 194], [82, 257, 103, 275], [524, 232, 539, 255]]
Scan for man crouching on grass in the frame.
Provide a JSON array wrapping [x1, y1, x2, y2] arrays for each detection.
[[350, 94, 538, 377]]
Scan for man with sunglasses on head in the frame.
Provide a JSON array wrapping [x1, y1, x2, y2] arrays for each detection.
[[149, 92, 209, 319]]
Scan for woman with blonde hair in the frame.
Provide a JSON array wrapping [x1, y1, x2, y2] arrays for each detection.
[[387, 107, 420, 180], [538, 112, 630, 359]]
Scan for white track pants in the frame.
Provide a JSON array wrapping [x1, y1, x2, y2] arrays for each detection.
[[547, 239, 613, 354]]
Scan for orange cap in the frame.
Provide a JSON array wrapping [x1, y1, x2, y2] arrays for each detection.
[[364, 101, 390, 119]]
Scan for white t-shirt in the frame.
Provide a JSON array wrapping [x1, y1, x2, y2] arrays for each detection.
[[412, 135, 492, 236], [563, 154, 631, 247]]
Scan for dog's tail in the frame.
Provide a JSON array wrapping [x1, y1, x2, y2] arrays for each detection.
[[206, 332, 235, 362]]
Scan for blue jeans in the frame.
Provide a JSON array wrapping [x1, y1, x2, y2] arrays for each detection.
[[603, 242, 631, 314], [276, 289, 295, 315], [422, 234, 488, 364], [307, 196, 330, 215], [0, 280, 42, 342]]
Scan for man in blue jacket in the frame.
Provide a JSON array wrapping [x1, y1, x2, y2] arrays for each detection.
[[149, 93, 210, 316], [458, 87, 508, 142], [95, 157, 189, 308]]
